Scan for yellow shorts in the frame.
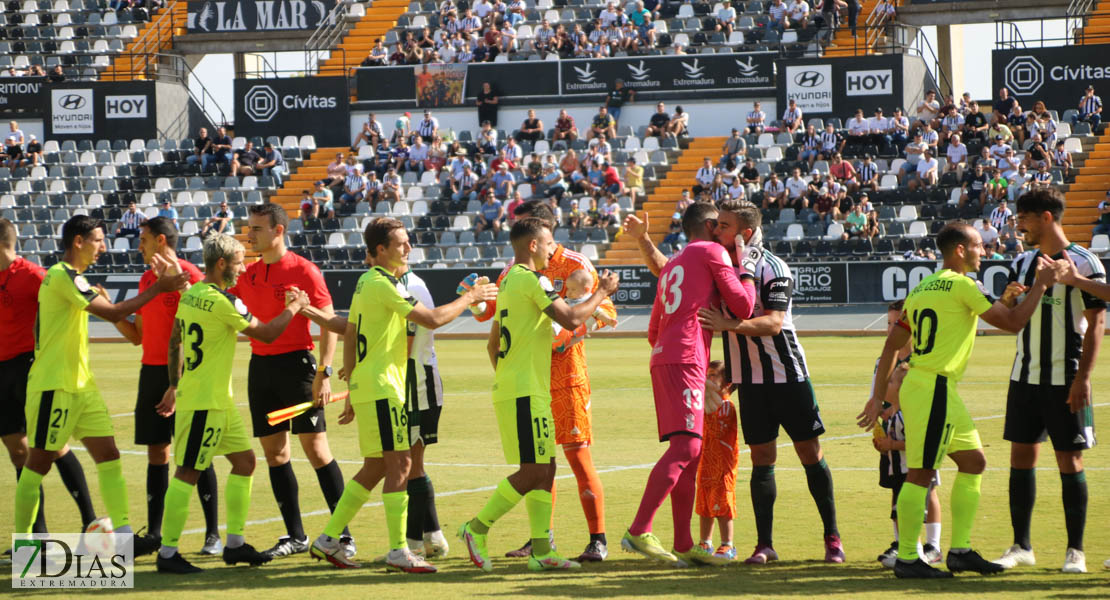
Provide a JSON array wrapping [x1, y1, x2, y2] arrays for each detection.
[[26, 387, 113, 452], [899, 369, 982, 470], [354, 396, 411, 458], [174, 408, 252, 471], [493, 394, 556, 465]]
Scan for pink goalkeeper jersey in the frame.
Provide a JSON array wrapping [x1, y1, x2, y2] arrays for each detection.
[[648, 240, 756, 367]]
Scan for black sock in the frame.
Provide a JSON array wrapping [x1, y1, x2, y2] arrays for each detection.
[[17, 467, 48, 534], [197, 466, 219, 537], [268, 462, 305, 540], [314, 460, 349, 537], [1009, 467, 1035, 550], [803, 458, 838, 537], [407, 476, 429, 541], [146, 463, 169, 537], [1061, 471, 1087, 551], [590, 532, 607, 545], [54, 450, 96, 529], [423, 475, 441, 534], [750, 465, 776, 546]]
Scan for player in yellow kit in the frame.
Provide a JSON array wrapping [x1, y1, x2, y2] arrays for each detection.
[[457, 218, 619, 573], [859, 222, 1060, 578], [153, 233, 311, 574]]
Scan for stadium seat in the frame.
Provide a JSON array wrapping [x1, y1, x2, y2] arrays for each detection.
[[1091, 235, 1110, 255], [904, 221, 927, 240]]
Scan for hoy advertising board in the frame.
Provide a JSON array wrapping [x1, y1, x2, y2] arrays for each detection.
[[993, 45, 1110, 113], [777, 55, 904, 118], [46, 81, 157, 140]]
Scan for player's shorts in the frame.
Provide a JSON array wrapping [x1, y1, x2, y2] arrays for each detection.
[[899, 369, 982, 470], [247, 350, 325, 437], [493, 394, 556, 465], [1003, 380, 1096, 451], [408, 404, 442, 446], [736, 379, 825, 446], [695, 445, 739, 519], [552, 384, 592, 446], [135, 363, 174, 445], [0, 352, 34, 437], [650, 363, 707, 442], [174, 407, 251, 471], [26, 386, 113, 452], [353, 396, 411, 458]]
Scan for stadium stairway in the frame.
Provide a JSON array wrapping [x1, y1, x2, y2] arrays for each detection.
[[101, 2, 187, 80], [823, 0, 885, 57], [315, 0, 410, 76], [598, 136, 725, 265], [1063, 131, 1110, 245], [1075, 2, 1110, 42]]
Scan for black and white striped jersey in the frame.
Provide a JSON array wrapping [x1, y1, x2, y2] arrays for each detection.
[[1008, 245, 1107, 386], [401, 271, 444, 410], [722, 249, 810, 385]]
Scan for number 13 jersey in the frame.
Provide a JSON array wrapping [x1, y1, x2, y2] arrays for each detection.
[[900, 269, 993, 381], [174, 281, 253, 411]]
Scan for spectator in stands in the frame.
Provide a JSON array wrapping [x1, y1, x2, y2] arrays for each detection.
[[962, 100, 988, 143], [23, 135, 40, 167], [782, 98, 803, 134], [675, 189, 694, 213], [794, 124, 819, 169], [920, 122, 939, 154], [491, 162, 516, 199], [157, 200, 178, 226], [313, 180, 335, 218], [739, 157, 761, 196], [201, 200, 232, 238], [1054, 139, 1073, 171], [886, 106, 909, 152], [392, 112, 412, 144], [1006, 101, 1027, 146], [992, 87, 1016, 123], [503, 137, 524, 162], [559, 148, 580, 178], [552, 109, 578, 144], [489, 148, 514, 173], [1007, 164, 1032, 202], [768, 0, 789, 33], [973, 145, 995, 171], [946, 133, 968, 172], [1031, 162, 1052, 189], [999, 214, 1024, 253], [845, 108, 870, 151], [829, 152, 858, 193], [844, 202, 868, 238], [667, 105, 689, 137], [258, 142, 285, 186], [959, 162, 989, 209], [914, 89, 940, 128], [1073, 85, 1103, 130], [1028, 108, 1057, 146], [692, 157, 717, 197], [476, 81, 500, 127], [867, 107, 891, 153], [416, 110, 439, 142], [517, 109, 545, 143], [602, 194, 621, 233], [231, 140, 259, 176], [784, 167, 809, 208], [1024, 133, 1050, 170], [452, 163, 480, 203], [998, 147, 1020, 179], [323, 152, 348, 193], [715, 0, 737, 35], [365, 171, 383, 205], [898, 131, 926, 184], [300, 190, 318, 221], [601, 161, 622, 195], [856, 154, 878, 192], [746, 102, 767, 135], [380, 167, 403, 203], [629, 1, 656, 45], [939, 105, 964, 145], [4, 121, 23, 170], [986, 168, 1009, 202], [362, 39, 388, 66], [1092, 191, 1110, 236], [405, 137, 429, 175], [116, 201, 147, 238], [605, 79, 635, 125], [341, 164, 367, 205], [589, 106, 617, 140], [353, 113, 385, 151], [208, 126, 233, 170], [819, 122, 844, 161], [787, 0, 809, 28], [567, 202, 584, 230], [811, 178, 838, 225], [988, 134, 1011, 162], [505, 191, 525, 225], [585, 197, 603, 227], [988, 116, 1014, 144], [645, 102, 670, 138], [663, 210, 685, 248], [908, 149, 938, 191], [47, 65, 65, 82], [525, 153, 543, 185], [476, 121, 497, 155], [976, 218, 1000, 254], [185, 127, 211, 169], [474, 190, 504, 233], [542, 163, 567, 201], [762, 171, 786, 209]]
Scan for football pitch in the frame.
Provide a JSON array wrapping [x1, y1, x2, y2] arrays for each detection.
[[5, 335, 1110, 598]]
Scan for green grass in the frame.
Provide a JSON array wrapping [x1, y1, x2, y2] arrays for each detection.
[[6, 335, 1110, 598]]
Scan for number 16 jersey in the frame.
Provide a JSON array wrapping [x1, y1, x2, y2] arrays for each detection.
[[900, 269, 993, 381], [174, 281, 253, 411]]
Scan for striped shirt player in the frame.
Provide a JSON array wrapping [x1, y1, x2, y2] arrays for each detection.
[[990, 204, 1012, 230], [782, 105, 802, 126], [417, 115, 439, 142], [1079, 93, 1102, 122], [820, 129, 840, 153], [401, 271, 444, 444], [747, 109, 766, 131], [857, 161, 877, 187]]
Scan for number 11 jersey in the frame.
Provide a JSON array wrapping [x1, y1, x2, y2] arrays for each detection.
[[900, 269, 993, 381], [174, 281, 253, 411]]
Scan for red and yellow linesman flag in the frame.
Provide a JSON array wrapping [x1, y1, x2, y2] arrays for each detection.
[[266, 391, 349, 427]]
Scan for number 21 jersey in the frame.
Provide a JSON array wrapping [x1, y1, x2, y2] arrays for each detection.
[[901, 269, 993, 381], [174, 281, 253, 411]]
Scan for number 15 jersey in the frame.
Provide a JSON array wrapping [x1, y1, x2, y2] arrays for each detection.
[[900, 269, 993, 381], [174, 281, 253, 412]]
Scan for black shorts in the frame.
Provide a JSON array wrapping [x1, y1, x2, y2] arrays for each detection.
[[408, 404, 442, 446], [737, 379, 825, 446], [135, 363, 175, 445], [0, 352, 34, 437], [1003, 380, 1096, 451], [6, 144, 22, 159], [247, 350, 325, 437]]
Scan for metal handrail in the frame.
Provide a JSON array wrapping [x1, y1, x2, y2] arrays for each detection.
[[995, 10, 1110, 48], [305, 0, 355, 75], [864, 0, 898, 50]]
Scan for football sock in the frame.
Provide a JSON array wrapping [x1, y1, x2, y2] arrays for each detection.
[[1008, 467, 1035, 550], [323, 479, 370, 540], [161, 477, 193, 548], [423, 476, 441, 533], [197, 466, 219, 536], [268, 462, 305, 540], [382, 491, 409, 550], [803, 458, 839, 537], [750, 465, 777, 546], [925, 522, 941, 548], [591, 532, 607, 545], [315, 460, 349, 537], [146, 463, 169, 537], [949, 472, 982, 551], [670, 447, 700, 553], [629, 435, 701, 536], [406, 476, 429, 541], [55, 449, 96, 528], [1060, 471, 1087, 551], [14, 467, 44, 534], [16, 467, 48, 534], [96, 459, 131, 530], [471, 478, 523, 534], [525, 489, 554, 555], [564, 445, 605, 535], [225, 473, 252, 544], [892, 519, 899, 541], [895, 481, 927, 561]]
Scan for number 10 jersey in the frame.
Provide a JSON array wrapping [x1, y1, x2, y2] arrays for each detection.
[[900, 269, 993, 382]]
